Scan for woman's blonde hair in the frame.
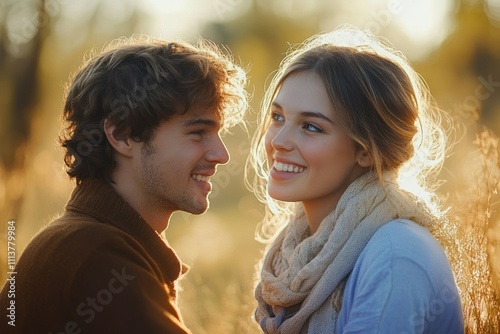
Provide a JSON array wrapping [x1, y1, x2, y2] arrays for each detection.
[[246, 26, 449, 241]]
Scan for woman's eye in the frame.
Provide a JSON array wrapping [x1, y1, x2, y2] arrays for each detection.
[[270, 112, 285, 122], [303, 123, 323, 133]]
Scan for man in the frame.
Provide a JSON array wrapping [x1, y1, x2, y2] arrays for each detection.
[[0, 36, 247, 333]]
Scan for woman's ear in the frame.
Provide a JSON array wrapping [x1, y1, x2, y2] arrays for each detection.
[[103, 119, 133, 157], [356, 149, 373, 168]]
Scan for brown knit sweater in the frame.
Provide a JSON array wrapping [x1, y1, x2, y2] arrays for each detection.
[[0, 179, 192, 334]]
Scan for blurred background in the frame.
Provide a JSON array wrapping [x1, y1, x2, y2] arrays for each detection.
[[1, 0, 500, 332]]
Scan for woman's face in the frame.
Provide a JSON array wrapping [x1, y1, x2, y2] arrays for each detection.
[[265, 70, 369, 214]]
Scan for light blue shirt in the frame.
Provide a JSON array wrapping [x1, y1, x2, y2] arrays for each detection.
[[336, 219, 464, 334]]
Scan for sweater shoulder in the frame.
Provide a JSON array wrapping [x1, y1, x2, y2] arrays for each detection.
[[17, 211, 148, 277], [38, 211, 139, 248]]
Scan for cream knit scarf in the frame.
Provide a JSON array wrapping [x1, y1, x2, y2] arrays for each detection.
[[255, 171, 434, 333]]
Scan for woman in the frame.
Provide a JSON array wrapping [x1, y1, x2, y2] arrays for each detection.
[[247, 27, 464, 333]]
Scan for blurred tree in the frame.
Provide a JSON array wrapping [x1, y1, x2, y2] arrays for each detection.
[[0, 0, 46, 275], [416, 0, 500, 133], [0, 0, 142, 281]]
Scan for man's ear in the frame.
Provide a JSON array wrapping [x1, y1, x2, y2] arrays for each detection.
[[103, 119, 133, 157], [356, 149, 373, 168]]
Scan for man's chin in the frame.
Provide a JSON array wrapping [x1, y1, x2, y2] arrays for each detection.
[[189, 208, 208, 215], [185, 200, 209, 215]]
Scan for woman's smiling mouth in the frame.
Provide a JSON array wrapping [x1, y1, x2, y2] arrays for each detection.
[[273, 161, 305, 173]]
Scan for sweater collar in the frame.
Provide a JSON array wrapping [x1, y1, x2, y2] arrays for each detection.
[[65, 179, 186, 281]]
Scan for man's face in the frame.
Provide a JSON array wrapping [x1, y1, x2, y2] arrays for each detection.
[[134, 109, 229, 216]]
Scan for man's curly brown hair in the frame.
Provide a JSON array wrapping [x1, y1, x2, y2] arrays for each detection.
[[60, 36, 248, 184]]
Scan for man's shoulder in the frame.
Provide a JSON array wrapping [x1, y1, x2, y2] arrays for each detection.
[[24, 212, 143, 261], [45, 212, 126, 239], [13, 211, 153, 291]]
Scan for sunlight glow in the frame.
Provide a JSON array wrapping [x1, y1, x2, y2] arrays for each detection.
[[138, 0, 251, 39], [486, 0, 500, 26], [318, 0, 456, 60], [392, 0, 454, 58], [136, 0, 455, 60], [137, 0, 203, 40]]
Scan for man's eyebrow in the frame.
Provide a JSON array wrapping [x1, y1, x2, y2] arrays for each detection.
[[272, 102, 334, 124], [181, 118, 219, 128]]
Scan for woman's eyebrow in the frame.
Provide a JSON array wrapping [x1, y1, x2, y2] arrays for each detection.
[[298, 111, 334, 124], [272, 101, 334, 124], [271, 102, 282, 110]]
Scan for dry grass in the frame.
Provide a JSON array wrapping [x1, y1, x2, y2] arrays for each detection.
[[439, 127, 500, 333]]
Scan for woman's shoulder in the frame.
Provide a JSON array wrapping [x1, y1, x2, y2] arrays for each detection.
[[371, 218, 435, 244], [350, 218, 456, 291], [362, 219, 445, 264], [337, 219, 463, 333]]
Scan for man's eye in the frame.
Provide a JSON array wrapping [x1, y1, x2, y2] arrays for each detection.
[[189, 130, 206, 138]]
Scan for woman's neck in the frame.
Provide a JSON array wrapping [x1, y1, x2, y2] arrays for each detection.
[[302, 199, 339, 234]]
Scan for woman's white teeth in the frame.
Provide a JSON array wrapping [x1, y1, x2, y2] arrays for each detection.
[[192, 174, 209, 182], [274, 161, 304, 173]]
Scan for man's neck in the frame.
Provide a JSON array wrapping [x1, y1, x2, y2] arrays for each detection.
[[110, 174, 172, 234]]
